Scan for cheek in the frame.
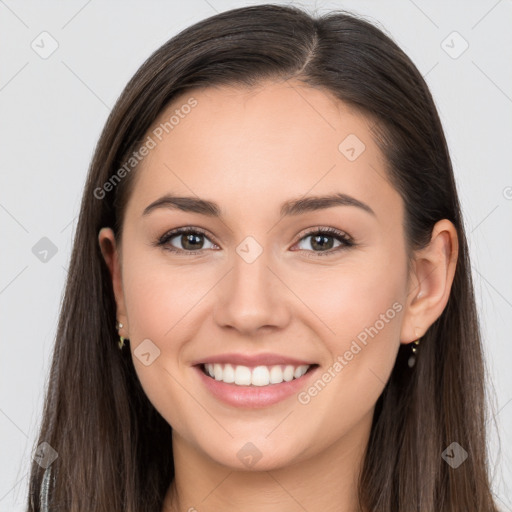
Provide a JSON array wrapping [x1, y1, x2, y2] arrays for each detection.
[[296, 252, 406, 348], [121, 248, 205, 340], [290, 264, 404, 439], [293, 245, 406, 409], [121, 255, 205, 433]]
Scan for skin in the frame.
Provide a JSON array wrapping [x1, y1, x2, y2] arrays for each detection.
[[98, 79, 458, 512]]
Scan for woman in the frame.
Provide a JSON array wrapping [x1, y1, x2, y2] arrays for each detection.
[[28, 4, 501, 511]]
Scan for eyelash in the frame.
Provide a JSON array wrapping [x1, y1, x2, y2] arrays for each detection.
[[155, 226, 355, 258]]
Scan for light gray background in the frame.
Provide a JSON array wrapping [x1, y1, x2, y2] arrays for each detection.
[[1, 1, 511, 510]]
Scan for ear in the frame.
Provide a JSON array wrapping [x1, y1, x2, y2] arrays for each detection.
[[98, 227, 129, 338], [400, 219, 459, 344]]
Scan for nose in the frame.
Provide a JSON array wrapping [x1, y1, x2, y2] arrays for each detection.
[[213, 248, 291, 336]]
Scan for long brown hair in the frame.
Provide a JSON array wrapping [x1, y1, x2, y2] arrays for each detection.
[[26, 4, 501, 511]]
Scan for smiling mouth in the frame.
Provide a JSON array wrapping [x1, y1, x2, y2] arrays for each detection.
[[199, 363, 319, 387]]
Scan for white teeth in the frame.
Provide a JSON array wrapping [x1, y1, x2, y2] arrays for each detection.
[[222, 364, 235, 383], [251, 366, 270, 386], [294, 365, 308, 378], [202, 363, 311, 386], [283, 365, 295, 382], [269, 365, 283, 384], [234, 365, 252, 385], [214, 363, 223, 381]]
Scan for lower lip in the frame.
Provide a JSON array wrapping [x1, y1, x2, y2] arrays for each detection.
[[194, 365, 319, 408]]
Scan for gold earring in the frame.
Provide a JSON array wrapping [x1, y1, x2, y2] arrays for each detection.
[[407, 338, 421, 368]]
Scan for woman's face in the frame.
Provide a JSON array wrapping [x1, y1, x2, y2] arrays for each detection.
[[101, 79, 414, 470]]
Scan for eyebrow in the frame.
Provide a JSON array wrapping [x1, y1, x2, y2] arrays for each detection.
[[142, 192, 376, 218]]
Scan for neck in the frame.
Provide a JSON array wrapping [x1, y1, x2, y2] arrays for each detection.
[[162, 408, 373, 512]]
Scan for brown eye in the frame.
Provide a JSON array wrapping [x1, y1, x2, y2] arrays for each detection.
[[174, 232, 205, 251], [294, 227, 354, 257], [157, 227, 216, 254]]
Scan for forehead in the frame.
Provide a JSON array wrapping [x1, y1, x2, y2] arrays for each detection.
[[126, 79, 399, 223]]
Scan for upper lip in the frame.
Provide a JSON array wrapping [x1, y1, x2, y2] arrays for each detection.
[[192, 353, 316, 367]]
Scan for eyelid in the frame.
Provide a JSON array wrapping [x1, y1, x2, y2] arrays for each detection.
[[294, 225, 353, 244]]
